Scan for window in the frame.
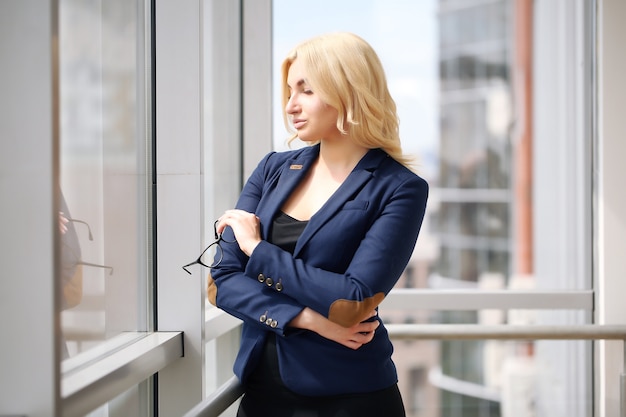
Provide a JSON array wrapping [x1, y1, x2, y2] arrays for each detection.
[[58, 0, 152, 360], [272, 1, 594, 416], [5, 0, 624, 415]]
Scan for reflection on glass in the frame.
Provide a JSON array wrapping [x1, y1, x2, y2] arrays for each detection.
[[58, 0, 150, 361], [67, 218, 94, 241], [62, 215, 115, 276], [59, 192, 85, 317]]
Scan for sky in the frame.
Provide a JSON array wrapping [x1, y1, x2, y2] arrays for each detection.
[[271, 0, 439, 177]]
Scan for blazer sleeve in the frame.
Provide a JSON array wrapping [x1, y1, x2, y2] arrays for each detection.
[[244, 172, 429, 327], [210, 152, 305, 335]]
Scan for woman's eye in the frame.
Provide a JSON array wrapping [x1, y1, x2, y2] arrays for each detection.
[[303, 89, 313, 95]]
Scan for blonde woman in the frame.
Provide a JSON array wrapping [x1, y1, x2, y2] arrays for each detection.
[[209, 32, 428, 416]]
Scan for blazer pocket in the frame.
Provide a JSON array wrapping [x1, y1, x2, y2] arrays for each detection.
[[342, 200, 369, 211]]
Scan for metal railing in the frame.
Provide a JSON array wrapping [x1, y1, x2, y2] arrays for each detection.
[[182, 376, 244, 417], [186, 290, 626, 417], [184, 324, 626, 417]]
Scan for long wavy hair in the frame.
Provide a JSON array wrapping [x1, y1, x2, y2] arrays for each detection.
[[280, 32, 414, 168]]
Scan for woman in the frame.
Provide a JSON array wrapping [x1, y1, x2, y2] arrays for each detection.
[[209, 32, 428, 416]]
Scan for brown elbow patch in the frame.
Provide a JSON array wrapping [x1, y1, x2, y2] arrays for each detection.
[[328, 292, 385, 327], [207, 272, 217, 306]]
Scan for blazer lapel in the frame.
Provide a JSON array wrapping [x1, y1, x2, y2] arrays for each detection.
[[257, 145, 319, 239], [293, 148, 388, 256]]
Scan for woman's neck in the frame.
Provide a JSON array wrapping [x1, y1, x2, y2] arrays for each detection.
[[317, 139, 369, 177]]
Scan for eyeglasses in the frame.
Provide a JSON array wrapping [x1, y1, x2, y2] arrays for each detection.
[[62, 217, 114, 275], [67, 218, 94, 241], [182, 220, 236, 274], [76, 260, 114, 275]]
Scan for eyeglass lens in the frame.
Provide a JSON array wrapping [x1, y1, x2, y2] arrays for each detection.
[[199, 241, 223, 269]]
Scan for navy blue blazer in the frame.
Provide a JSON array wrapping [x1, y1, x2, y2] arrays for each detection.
[[209, 144, 428, 396]]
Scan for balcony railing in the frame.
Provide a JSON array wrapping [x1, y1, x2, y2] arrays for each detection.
[[186, 289, 626, 417]]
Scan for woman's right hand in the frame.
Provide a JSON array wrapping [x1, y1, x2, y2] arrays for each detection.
[[288, 307, 380, 350], [216, 209, 262, 257]]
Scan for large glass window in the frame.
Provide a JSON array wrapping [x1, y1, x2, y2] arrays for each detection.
[[272, 0, 593, 416], [58, 0, 152, 360]]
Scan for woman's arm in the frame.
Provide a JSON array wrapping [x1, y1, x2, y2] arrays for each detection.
[[208, 152, 308, 334], [208, 270, 379, 349], [212, 150, 428, 333], [242, 174, 428, 327], [288, 307, 379, 350]]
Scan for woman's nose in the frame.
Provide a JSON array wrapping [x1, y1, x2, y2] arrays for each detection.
[[285, 95, 298, 114]]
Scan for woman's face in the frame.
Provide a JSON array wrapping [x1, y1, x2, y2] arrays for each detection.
[[285, 59, 341, 142]]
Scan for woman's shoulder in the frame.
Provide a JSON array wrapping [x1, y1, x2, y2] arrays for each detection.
[[377, 151, 429, 188], [259, 145, 318, 171]]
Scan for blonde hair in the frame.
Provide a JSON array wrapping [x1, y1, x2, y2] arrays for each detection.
[[280, 32, 414, 168]]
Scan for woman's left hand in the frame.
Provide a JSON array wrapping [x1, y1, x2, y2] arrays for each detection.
[[288, 307, 379, 350], [216, 209, 262, 257]]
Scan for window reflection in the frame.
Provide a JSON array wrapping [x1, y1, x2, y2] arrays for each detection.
[[58, 0, 151, 360]]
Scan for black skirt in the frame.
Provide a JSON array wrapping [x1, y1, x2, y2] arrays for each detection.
[[236, 334, 406, 417]]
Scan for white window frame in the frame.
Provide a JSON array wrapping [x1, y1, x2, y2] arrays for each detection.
[[596, 0, 626, 415], [0, 0, 60, 414]]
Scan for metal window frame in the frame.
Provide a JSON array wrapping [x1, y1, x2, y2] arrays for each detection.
[[61, 332, 183, 417], [0, 0, 61, 414]]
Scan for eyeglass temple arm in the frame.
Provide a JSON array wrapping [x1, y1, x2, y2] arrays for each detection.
[[77, 260, 114, 275], [67, 218, 94, 241], [182, 252, 207, 274]]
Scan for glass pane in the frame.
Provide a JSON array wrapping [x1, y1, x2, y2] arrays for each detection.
[[201, 0, 244, 398], [58, 0, 151, 361], [75, 380, 153, 417], [272, 0, 593, 416], [393, 339, 591, 417]]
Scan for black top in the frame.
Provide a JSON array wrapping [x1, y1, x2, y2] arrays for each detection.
[[268, 211, 308, 254]]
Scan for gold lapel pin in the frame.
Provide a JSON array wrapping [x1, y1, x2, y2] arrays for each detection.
[[289, 164, 303, 170]]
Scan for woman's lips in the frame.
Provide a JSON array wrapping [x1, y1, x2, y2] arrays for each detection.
[[292, 119, 306, 129]]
